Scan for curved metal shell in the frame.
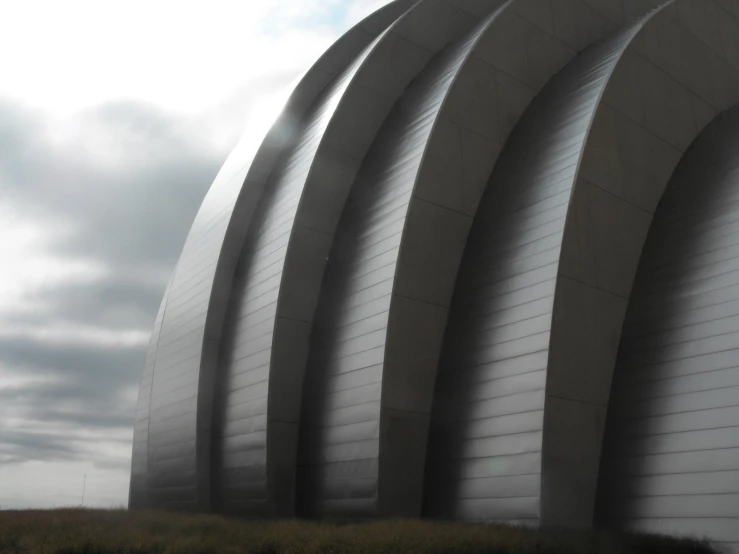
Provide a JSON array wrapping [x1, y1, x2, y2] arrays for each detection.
[[129, 274, 173, 508], [129, 0, 739, 545], [292, 0, 663, 522], [385, 0, 634, 520], [211, 40, 383, 516], [544, 0, 739, 526], [595, 109, 739, 548], [295, 4, 515, 519], [425, 0, 739, 528], [128, 0, 415, 511], [211, 0, 520, 518], [423, 14, 653, 524]]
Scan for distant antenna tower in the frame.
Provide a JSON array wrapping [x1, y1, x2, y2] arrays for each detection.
[[81, 474, 86, 506]]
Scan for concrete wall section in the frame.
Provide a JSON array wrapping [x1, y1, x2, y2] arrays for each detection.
[[595, 110, 739, 550]]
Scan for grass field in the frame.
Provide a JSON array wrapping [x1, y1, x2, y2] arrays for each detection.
[[0, 508, 719, 554]]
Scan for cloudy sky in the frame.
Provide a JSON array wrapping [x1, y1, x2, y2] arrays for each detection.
[[0, 0, 390, 509]]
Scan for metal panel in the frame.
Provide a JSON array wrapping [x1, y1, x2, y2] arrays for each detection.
[[129, 275, 173, 508], [424, 0, 739, 530], [596, 110, 739, 552], [212, 0, 515, 518], [380, 0, 659, 518], [296, 8, 512, 519], [423, 14, 657, 524], [212, 37, 384, 517], [129, 0, 415, 511], [292, 0, 660, 521], [127, 0, 739, 533], [541, 0, 739, 530]]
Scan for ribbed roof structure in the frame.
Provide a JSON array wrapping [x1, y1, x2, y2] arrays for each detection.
[[130, 0, 739, 550]]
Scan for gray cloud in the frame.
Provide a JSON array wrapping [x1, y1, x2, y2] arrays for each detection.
[[3, 100, 220, 266], [0, 336, 144, 388], [0, 430, 81, 465], [0, 97, 228, 470]]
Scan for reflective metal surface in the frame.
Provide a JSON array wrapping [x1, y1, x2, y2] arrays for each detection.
[[212, 0, 514, 518], [545, 0, 739, 529], [295, 4, 512, 519], [128, 0, 414, 511], [212, 39, 381, 517], [128, 0, 739, 544], [388, 0, 633, 520], [423, 13, 657, 525], [595, 110, 739, 550], [424, 0, 739, 530], [129, 275, 173, 508]]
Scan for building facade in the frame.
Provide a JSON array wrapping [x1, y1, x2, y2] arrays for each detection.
[[130, 0, 739, 550]]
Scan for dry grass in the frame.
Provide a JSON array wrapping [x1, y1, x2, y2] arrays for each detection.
[[0, 508, 719, 554]]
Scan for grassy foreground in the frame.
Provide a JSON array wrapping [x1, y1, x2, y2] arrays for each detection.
[[0, 508, 719, 554]]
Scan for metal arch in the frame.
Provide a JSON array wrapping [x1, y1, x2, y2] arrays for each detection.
[[544, 0, 739, 528], [294, 3, 514, 520], [213, 46, 382, 516], [425, 0, 739, 529], [211, 34, 389, 517], [213, 0, 517, 519], [387, 0, 652, 522], [594, 111, 739, 547], [375, 3, 518, 516], [291, 0, 675, 521], [129, 1, 739, 537], [129, 0, 414, 511], [423, 9, 665, 525], [129, 273, 174, 508]]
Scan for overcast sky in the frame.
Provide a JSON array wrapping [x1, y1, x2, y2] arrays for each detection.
[[0, 0, 390, 509]]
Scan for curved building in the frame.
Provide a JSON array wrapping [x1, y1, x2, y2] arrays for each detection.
[[130, 0, 739, 549]]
